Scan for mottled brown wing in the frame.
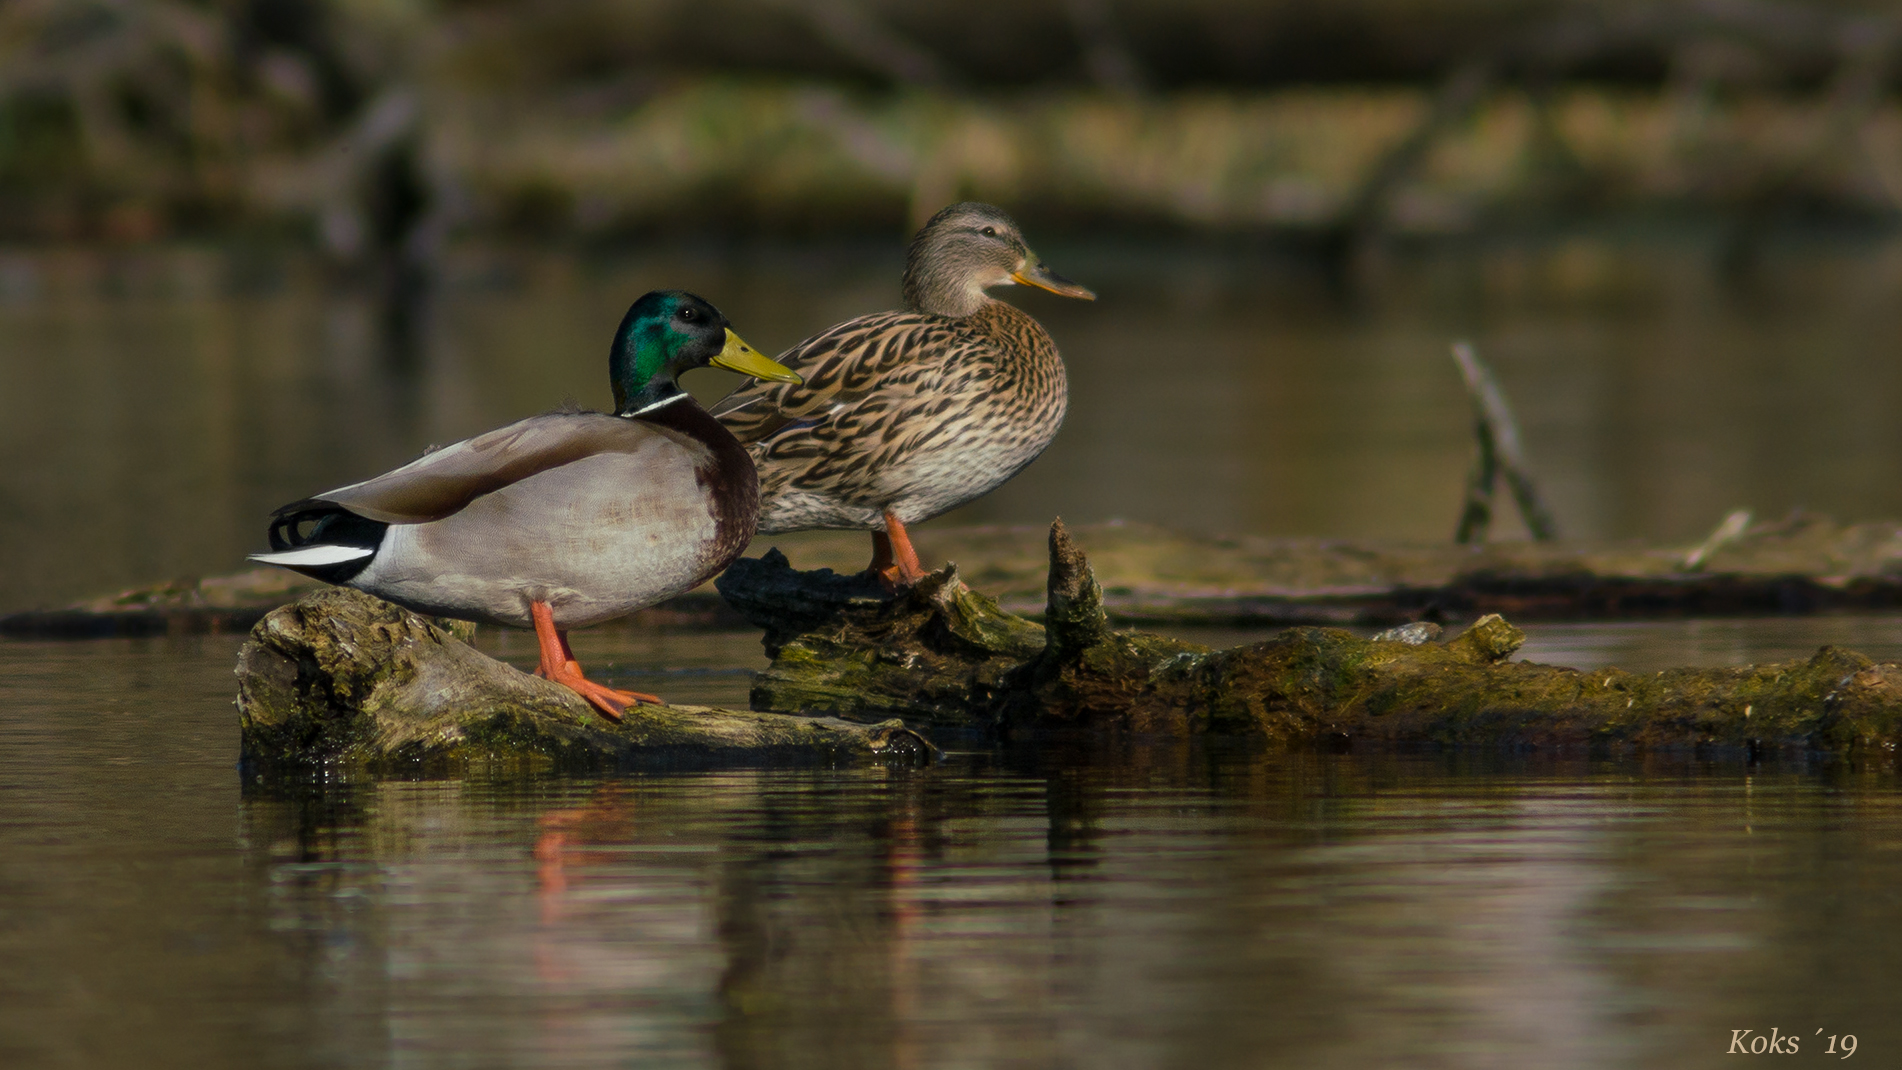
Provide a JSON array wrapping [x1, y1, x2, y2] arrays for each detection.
[[711, 311, 967, 444], [315, 412, 672, 524], [764, 346, 1006, 493], [716, 315, 1013, 500]]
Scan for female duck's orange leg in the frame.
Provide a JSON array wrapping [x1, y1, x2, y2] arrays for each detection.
[[874, 511, 927, 591], [529, 601, 661, 722], [867, 530, 895, 577]]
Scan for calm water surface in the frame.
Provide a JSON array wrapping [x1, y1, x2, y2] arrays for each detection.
[[3, 634, 1901, 1069]]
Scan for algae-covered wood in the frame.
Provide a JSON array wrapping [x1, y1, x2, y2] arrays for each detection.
[[718, 521, 1902, 756], [234, 588, 935, 770]]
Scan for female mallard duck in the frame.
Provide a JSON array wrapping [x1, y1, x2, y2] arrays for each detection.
[[249, 290, 801, 721], [711, 202, 1094, 588]]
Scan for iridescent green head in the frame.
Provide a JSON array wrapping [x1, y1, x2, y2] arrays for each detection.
[[609, 290, 800, 415]]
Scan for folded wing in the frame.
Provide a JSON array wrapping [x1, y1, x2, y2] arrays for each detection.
[[315, 412, 663, 524]]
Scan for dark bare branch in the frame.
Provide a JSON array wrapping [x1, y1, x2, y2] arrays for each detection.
[[1452, 341, 1559, 543]]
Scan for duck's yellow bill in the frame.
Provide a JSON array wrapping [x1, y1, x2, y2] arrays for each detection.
[[712, 329, 803, 383]]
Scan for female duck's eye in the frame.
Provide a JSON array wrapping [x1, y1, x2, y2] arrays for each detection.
[[982, 226, 997, 237]]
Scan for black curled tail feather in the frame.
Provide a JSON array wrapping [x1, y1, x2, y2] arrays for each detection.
[[268, 498, 387, 551], [262, 498, 388, 584], [267, 500, 322, 551]]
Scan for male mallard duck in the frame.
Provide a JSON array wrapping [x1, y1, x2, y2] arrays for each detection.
[[250, 290, 801, 721], [711, 202, 1094, 587]]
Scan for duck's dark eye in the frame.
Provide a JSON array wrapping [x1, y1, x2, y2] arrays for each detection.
[[981, 226, 997, 237], [678, 307, 698, 322]]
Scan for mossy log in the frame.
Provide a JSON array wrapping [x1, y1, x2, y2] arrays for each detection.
[[234, 588, 935, 771], [717, 521, 1902, 756]]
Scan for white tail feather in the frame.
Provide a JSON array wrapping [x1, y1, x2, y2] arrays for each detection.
[[250, 545, 375, 567]]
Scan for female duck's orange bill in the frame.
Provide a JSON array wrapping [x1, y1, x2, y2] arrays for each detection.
[[1010, 260, 1096, 301]]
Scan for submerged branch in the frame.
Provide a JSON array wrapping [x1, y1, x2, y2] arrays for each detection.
[[20, 510, 1902, 638], [1452, 340, 1559, 543]]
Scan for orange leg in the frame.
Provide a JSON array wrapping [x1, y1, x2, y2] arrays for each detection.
[[871, 511, 928, 591], [867, 530, 895, 577], [529, 601, 662, 722]]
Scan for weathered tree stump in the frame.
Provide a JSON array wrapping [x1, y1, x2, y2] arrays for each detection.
[[234, 588, 936, 770], [713, 551, 1047, 728], [719, 521, 1902, 756]]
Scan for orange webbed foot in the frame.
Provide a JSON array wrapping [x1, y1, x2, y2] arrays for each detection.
[[537, 662, 662, 722], [869, 561, 928, 593], [867, 513, 928, 592], [529, 600, 662, 723]]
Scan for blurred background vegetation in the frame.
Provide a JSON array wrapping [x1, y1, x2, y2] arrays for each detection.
[[10, 0, 1902, 267], [15, 0, 1902, 611]]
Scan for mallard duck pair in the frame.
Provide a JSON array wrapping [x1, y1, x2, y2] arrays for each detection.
[[255, 204, 1089, 719]]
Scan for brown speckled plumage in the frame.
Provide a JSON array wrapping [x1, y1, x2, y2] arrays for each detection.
[[712, 203, 1092, 539]]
